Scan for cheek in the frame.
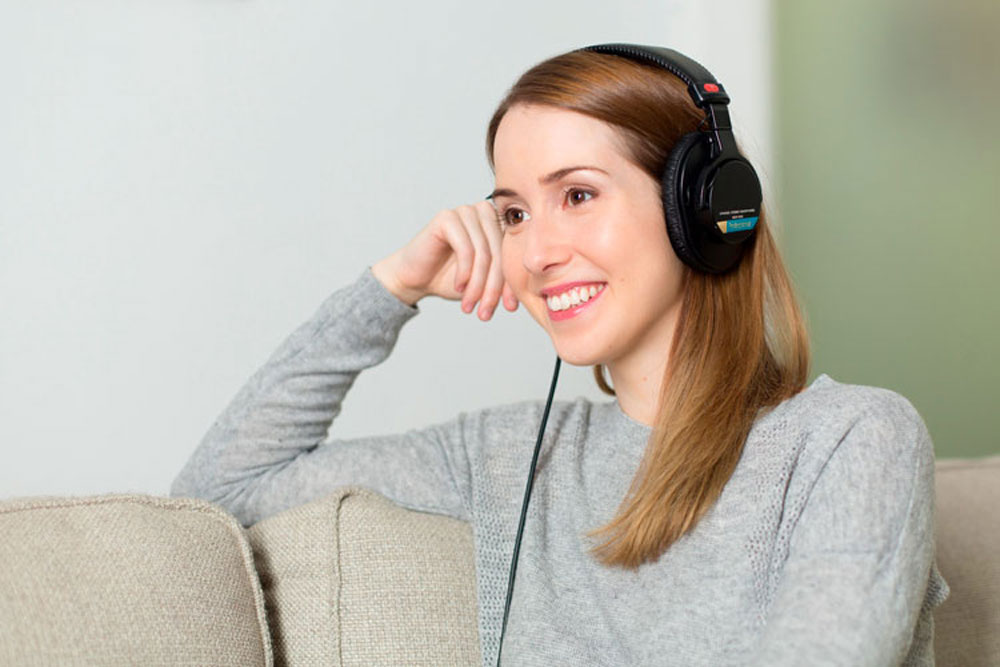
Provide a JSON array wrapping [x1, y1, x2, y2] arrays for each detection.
[[501, 239, 550, 323], [617, 209, 680, 291], [500, 239, 524, 289]]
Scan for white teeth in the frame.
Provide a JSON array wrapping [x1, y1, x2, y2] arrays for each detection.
[[545, 284, 604, 311]]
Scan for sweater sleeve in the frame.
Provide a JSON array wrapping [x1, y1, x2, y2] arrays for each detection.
[[747, 391, 950, 666], [169, 267, 473, 526]]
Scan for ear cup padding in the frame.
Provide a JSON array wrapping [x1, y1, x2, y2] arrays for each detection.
[[661, 131, 711, 272], [662, 131, 753, 274]]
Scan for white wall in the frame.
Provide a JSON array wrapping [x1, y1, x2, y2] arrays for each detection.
[[0, 0, 771, 498]]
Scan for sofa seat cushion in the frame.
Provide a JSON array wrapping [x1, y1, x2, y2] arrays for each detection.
[[0, 494, 271, 666]]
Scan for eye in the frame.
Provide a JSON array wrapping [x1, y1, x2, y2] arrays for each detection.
[[565, 188, 594, 206], [500, 206, 530, 229]]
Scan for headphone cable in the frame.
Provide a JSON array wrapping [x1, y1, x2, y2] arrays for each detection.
[[495, 355, 562, 667]]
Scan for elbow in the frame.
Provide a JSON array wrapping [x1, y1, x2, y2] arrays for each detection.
[[168, 456, 231, 508], [169, 461, 263, 528], [168, 468, 201, 501], [168, 456, 202, 500]]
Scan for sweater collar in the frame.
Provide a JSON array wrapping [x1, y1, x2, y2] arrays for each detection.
[[603, 373, 834, 437]]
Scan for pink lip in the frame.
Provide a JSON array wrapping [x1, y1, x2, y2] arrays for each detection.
[[547, 285, 605, 322], [540, 281, 606, 298]]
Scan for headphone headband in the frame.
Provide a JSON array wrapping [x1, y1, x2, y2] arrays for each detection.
[[583, 43, 731, 108]]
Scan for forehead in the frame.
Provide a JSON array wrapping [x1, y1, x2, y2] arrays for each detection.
[[492, 105, 628, 182]]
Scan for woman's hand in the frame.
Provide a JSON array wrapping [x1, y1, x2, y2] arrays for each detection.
[[371, 201, 519, 320]]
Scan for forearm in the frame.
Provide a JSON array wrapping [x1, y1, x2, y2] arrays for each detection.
[[170, 267, 419, 522]]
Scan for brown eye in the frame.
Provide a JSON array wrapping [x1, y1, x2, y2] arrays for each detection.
[[503, 208, 529, 228], [566, 189, 594, 206]]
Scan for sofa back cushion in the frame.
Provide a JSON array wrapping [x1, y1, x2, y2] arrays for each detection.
[[246, 488, 342, 665], [337, 488, 480, 666], [0, 494, 271, 667], [247, 486, 480, 667]]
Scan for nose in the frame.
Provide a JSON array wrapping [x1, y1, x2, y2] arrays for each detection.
[[520, 212, 572, 276]]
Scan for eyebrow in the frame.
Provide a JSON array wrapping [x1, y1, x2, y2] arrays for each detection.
[[487, 165, 609, 201]]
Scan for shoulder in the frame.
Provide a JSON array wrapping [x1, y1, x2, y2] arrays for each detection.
[[757, 376, 938, 558], [741, 375, 935, 518], [776, 373, 923, 429], [760, 374, 931, 460]]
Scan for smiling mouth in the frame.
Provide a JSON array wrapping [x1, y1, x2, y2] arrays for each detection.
[[546, 283, 606, 312]]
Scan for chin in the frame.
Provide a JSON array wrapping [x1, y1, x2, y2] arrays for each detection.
[[548, 339, 606, 367], [536, 322, 609, 368], [555, 352, 595, 367]]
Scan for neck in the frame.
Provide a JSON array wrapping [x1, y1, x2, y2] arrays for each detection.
[[607, 352, 668, 427]]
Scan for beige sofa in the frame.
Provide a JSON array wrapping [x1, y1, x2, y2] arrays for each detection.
[[1, 455, 997, 666]]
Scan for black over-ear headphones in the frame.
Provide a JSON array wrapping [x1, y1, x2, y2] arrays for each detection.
[[582, 43, 762, 274]]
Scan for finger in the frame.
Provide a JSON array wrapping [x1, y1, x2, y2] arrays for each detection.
[[435, 210, 475, 295], [475, 200, 520, 313], [455, 205, 491, 314], [475, 200, 506, 320], [502, 282, 519, 312]]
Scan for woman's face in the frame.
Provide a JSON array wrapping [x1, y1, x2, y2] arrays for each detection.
[[492, 104, 686, 374]]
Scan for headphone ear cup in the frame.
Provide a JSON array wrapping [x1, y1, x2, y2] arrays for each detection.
[[661, 131, 711, 272]]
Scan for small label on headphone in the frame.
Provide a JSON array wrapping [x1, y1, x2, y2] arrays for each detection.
[[716, 217, 758, 234]]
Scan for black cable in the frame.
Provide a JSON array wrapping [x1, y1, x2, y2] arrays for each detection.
[[495, 355, 562, 667]]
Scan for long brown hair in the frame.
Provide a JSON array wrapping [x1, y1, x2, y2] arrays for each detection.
[[487, 50, 810, 569]]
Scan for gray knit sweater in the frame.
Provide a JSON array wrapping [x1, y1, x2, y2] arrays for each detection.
[[171, 267, 950, 667]]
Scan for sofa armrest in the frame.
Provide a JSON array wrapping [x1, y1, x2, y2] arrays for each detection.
[[0, 494, 272, 667], [934, 454, 1000, 667]]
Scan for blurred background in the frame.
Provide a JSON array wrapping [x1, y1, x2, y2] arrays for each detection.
[[775, 0, 999, 461], [0, 0, 995, 498]]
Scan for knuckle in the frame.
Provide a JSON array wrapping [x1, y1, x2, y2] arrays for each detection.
[[434, 209, 459, 226]]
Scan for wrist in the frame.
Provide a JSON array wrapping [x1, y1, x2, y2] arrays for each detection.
[[371, 255, 423, 307]]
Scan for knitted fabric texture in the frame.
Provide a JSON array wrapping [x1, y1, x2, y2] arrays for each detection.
[[172, 268, 950, 667]]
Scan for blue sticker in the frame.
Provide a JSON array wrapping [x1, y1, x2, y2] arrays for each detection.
[[725, 217, 758, 232]]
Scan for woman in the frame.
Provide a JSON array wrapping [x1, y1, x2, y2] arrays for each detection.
[[172, 44, 950, 666]]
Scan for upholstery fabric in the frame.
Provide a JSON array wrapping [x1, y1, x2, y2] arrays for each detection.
[[337, 487, 480, 667], [2, 455, 997, 667], [0, 494, 271, 666], [247, 487, 344, 666], [933, 454, 1000, 667]]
